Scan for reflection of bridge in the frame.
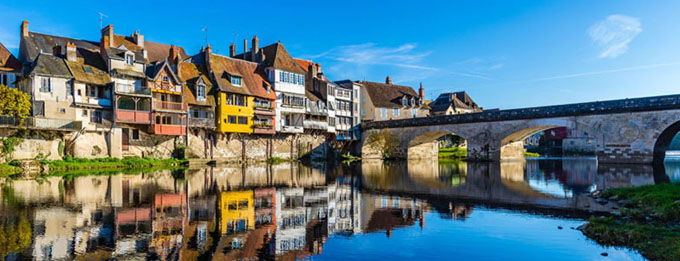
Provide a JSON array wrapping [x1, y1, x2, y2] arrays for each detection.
[[360, 160, 655, 211], [361, 95, 680, 164]]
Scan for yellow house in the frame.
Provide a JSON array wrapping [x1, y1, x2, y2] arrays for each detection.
[[219, 190, 254, 235], [207, 48, 261, 133]]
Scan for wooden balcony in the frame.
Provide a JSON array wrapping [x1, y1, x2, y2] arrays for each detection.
[[151, 82, 182, 93], [153, 124, 186, 136], [153, 101, 187, 112], [116, 109, 152, 124]]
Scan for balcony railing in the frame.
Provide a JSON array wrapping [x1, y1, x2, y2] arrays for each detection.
[[153, 101, 187, 111], [150, 82, 182, 93], [116, 109, 152, 124], [189, 117, 215, 128], [115, 83, 151, 95], [303, 120, 328, 130], [153, 124, 186, 136]]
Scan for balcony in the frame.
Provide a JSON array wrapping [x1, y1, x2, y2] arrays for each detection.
[[116, 109, 152, 124], [115, 83, 151, 96], [153, 101, 187, 112], [254, 105, 275, 116], [303, 120, 328, 130], [189, 117, 216, 129], [153, 124, 186, 136], [75, 95, 112, 108], [150, 82, 182, 93], [253, 122, 275, 134]]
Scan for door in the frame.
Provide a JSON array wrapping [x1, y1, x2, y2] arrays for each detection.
[[122, 128, 130, 151]]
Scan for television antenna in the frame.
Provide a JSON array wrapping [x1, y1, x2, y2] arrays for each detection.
[[202, 27, 208, 46], [97, 12, 108, 29]]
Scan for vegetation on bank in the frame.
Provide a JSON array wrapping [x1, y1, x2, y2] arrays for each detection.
[[438, 147, 467, 158], [523, 151, 541, 157], [0, 163, 20, 177], [582, 183, 680, 260], [41, 156, 187, 171]]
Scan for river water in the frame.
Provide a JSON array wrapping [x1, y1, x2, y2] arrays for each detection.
[[1, 158, 676, 260]]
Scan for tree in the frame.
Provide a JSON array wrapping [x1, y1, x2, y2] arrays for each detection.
[[0, 85, 31, 124], [365, 130, 399, 159]]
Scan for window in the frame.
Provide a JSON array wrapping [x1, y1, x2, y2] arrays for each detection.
[[87, 85, 96, 97], [401, 97, 407, 106], [237, 116, 248, 125], [162, 76, 169, 82], [354, 90, 358, 99], [125, 54, 134, 65], [231, 76, 242, 86], [228, 116, 236, 124], [40, 77, 50, 92], [235, 94, 245, 106], [381, 108, 387, 119], [82, 109, 88, 116], [60, 108, 66, 113], [132, 129, 140, 140], [196, 84, 206, 101], [226, 94, 233, 105], [91, 110, 102, 123], [361, 108, 366, 116], [412, 108, 418, 118], [83, 66, 93, 74], [394, 108, 399, 116], [329, 117, 335, 127]]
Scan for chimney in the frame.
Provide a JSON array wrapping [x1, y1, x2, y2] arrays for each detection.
[[419, 82, 424, 98], [66, 42, 77, 62], [386, 75, 392, 85], [315, 63, 323, 79], [21, 21, 29, 38], [251, 35, 259, 62], [243, 39, 248, 56], [310, 63, 317, 79], [100, 25, 114, 51], [52, 44, 62, 57], [205, 44, 212, 66], [169, 44, 180, 65], [133, 30, 144, 48], [229, 43, 236, 57]]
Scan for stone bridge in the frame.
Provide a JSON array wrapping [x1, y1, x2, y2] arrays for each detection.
[[360, 94, 680, 164]]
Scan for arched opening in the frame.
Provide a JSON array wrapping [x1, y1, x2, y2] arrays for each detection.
[[653, 120, 680, 182], [407, 131, 468, 160], [501, 125, 563, 160]]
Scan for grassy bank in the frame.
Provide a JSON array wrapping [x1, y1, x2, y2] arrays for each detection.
[[438, 147, 467, 158], [42, 157, 187, 171], [582, 183, 680, 260], [523, 151, 541, 157], [0, 163, 20, 177]]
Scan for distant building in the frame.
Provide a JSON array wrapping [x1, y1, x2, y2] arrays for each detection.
[[334, 80, 362, 140], [429, 91, 481, 116], [357, 76, 429, 122], [0, 42, 21, 88]]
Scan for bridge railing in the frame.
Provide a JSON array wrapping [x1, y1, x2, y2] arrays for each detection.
[[362, 94, 680, 130]]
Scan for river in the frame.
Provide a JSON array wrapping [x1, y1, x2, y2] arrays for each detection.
[[1, 158, 675, 260]]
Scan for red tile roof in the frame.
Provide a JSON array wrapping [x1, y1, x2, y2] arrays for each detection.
[[209, 54, 275, 100], [0, 42, 22, 72]]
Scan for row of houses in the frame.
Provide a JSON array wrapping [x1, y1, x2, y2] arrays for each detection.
[[0, 21, 482, 158]]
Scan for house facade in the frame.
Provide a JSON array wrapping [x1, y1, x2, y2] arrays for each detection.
[[334, 80, 362, 140], [429, 91, 481, 116], [0, 42, 21, 88], [358, 76, 429, 122]]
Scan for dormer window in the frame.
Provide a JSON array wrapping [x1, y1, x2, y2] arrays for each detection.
[[401, 96, 408, 106], [410, 98, 415, 106], [125, 54, 134, 66], [196, 84, 206, 101], [231, 76, 242, 86]]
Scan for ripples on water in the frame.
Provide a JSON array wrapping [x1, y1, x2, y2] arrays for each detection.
[[0, 158, 669, 260]]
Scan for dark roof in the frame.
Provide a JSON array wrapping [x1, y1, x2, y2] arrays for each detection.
[[430, 92, 480, 112], [144, 40, 188, 63], [235, 42, 305, 74], [0, 42, 21, 72], [178, 56, 216, 107], [359, 80, 422, 108], [20, 31, 99, 63], [27, 54, 72, 78], [105, 46, 145, 63], [145, 59, 181, 83]]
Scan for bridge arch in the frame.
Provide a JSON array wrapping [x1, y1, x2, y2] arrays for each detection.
[[498, 118, 574, 160], [653, 120, 680, 165], [407, 130, 469, 160]]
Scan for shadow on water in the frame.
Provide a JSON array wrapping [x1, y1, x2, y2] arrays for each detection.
[[0, 158, 669, 260]]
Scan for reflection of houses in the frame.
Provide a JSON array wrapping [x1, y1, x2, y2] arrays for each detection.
[[151, 193, 187, 260], [215, 190, 255, 258], [304, 187, 329, 255], [360, 194, 426, 238], [275, 188, 306, 255], [327, 178, 362, 235]]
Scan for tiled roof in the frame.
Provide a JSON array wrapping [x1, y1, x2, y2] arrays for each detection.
[[20, 31, 99, 63], [209, 53, 275, 100], [293, 58, 329, 81], [359, 80, 422, 108], [145, 59, 181, 83], [64, 48, 111, 85], [258, 42, 306, 74], [144, 40, 188, 63], [178, 58, 216, 107], [0, 42, 21, 72], [28, 54, 72, 78], [105, 47, 145, 63]]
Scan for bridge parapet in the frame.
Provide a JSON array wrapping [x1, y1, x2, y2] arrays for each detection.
[[362, 94, 680, 130]]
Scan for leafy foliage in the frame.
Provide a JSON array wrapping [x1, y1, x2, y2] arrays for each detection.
[[0, 85, 31, 121], [365, 130, 399, 159]]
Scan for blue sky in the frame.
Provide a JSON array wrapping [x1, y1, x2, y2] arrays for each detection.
[[1, 0, 679, 109]]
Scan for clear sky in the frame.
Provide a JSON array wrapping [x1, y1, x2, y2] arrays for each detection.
[[1, 0, 679, 109]]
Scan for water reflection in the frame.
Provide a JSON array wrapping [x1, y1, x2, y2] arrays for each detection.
[[0, 158, 667, 260]]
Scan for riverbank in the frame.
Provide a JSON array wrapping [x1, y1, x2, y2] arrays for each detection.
[[0, 157, 188, 178], [438, 147, 541, 159], [581, 183, 680, 260]]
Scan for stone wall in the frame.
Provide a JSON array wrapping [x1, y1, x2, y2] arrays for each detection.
[[71, 131, 110, 159], [0, 128, 64, 161]]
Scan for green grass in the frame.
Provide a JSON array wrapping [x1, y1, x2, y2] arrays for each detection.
[[584, 217, 680, 260], [582, 183, 680, 260], [438, 147, 467, 158], [267, 157, 289, 165], [523, 151, 541, 157], [42, 156, 187, 171]]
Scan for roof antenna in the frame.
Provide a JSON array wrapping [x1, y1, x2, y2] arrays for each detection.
[[97, 12, 108, 29], [202, 27, 208, 46]]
